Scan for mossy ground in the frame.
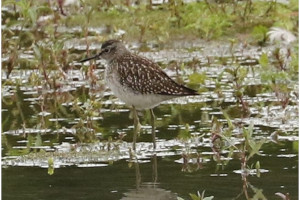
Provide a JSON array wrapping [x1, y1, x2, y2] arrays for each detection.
[[2, 0, 298, 44]]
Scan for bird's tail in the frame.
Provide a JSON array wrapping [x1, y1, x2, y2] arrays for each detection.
[[179, 85, 199, 96]]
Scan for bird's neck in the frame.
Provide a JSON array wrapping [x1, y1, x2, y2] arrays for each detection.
[[109, 51, 130, 63]]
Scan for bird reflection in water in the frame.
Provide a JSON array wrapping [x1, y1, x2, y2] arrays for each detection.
[[121, 154, 177, 200]]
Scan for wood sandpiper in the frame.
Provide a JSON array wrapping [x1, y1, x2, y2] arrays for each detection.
[[81, 40, 198, 150]]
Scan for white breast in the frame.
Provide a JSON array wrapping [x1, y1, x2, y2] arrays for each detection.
[[105, 66, 172, 110]]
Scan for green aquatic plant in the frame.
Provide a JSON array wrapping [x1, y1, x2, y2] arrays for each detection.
[[251, 25, 268, 45], [2, 0, 298, 43], [224, 65, 250, 112], [189, 190, 214, 200], [177, 190, 214, 200], [259, 45, 298, 109], [243, 123, 266, 160], [70, 98, 102, 143], [182, 3, 232, 39], [188, 72, 206, 86], [48, 157, 54, 175]]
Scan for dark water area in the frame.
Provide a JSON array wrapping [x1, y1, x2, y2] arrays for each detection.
[[2, 152, 298, 200], [2, 76, 298, 199]]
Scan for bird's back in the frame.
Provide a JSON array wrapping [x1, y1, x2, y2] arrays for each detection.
[[113, 53, 198, 96]]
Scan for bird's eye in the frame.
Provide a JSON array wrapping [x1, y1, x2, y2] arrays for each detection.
[[104, 48, 110, 53]]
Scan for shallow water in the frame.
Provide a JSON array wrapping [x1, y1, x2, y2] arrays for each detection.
[[2, 152, 298, 200], [2, 45, 298, 199], [2, 5, 299, 199]]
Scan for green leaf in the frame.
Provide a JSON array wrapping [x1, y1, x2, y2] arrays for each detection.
[[222, 110, 234, 130], [178, 124, 191, 140], [48, 157, 54, 175], [189, 73, 207, 85], [224, 68, 234, 75], [238, 67, 248, 81], [28, 7, 37, 25], [27, 134, 35, 147], [33, 45, 41, 61], [248, 140, 265, 159], [293, 141, 298, 152], [35, 133, 42, 147], [259, 53, 269, 68], [189, 193, 200, 200], [256, 161, 261, 178], [251, 25, 268, 42]]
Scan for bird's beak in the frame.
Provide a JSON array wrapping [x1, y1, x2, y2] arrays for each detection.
[[80, 51, 104, 63]]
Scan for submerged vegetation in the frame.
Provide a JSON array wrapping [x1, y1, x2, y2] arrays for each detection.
[[1, 0, 298, 199]]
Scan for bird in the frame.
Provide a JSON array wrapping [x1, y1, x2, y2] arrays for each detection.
[[81, 40, 198, 150]]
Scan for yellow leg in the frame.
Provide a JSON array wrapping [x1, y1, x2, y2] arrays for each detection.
[[135, 161, 141, 189], [132, 106, 141, 151], [150, 108, 156, 149], [152, 154, 157, 183]]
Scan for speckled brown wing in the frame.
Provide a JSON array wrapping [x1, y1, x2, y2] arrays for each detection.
[[116, 54, 198, 96]]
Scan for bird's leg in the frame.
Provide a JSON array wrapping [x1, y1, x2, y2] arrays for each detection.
[[132, 106, 141, 151], [152, 154, 158, 183], [150, 108, 156, 149], [135, 160, 141, 190]]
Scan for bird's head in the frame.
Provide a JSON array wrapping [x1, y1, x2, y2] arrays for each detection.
[[80, 40, 127, 63]]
